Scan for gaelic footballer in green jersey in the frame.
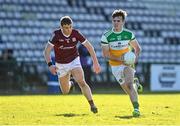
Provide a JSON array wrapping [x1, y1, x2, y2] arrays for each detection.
[[101, 9, 142, 117]]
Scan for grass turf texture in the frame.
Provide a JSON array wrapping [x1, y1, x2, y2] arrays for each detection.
[[0, 94, 180, 125]]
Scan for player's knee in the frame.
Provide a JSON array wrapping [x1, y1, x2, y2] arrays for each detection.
[[76, 79, 86, 86], [124, 79, 133, 85], [79, 83, 87, 89], [124, 78, 133, 87], [124, 67, 134, 84]]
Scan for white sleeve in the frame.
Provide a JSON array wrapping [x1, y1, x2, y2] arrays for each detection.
[[81, 39, 87, 45], [101, 34, 108, 46], [48, 41, 54, 46], [131, 32, 135, 40]]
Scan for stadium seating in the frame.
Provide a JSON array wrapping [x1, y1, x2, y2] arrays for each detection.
[[0, 0, 180, 75]]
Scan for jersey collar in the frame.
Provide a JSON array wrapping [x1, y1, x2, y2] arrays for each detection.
[[112, 28, 123, 34], [61, 29, 71, 38]]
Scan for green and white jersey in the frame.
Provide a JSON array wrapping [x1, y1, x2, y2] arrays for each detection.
[[101, 28, 135, 66]]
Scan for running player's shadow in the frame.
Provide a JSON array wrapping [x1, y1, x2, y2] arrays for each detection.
[[55, 113, 88, 117], [115, 115, 133, 119]]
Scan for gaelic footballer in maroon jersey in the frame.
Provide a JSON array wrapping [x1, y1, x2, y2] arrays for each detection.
[[48, 29, 86, 63], [43, 16, 101, 114]]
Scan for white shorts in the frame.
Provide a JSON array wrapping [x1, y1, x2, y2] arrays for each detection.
[[111, 65, 135, 85], [55, 57, 81, 78]]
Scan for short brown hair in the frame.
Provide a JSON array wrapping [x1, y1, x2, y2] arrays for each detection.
[[60, 16, 73, 26], [112, 9, 127, 21]]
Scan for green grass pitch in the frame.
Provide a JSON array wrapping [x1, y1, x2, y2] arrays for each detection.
[[0, 94, 180, 125]]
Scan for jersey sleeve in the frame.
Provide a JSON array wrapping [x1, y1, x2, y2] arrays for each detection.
[[131, 32, 135, 41], [101, 34, 108, 46], [48, 32, 56, 46], [76, 30, 86, 44]]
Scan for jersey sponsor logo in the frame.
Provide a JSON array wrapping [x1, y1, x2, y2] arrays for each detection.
[[110, 41, 128, 50], [59, 45, 75, 50], [110, 44, 128, 48]]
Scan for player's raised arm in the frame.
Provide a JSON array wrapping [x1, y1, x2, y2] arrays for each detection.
[[82, 40, 101, 74]]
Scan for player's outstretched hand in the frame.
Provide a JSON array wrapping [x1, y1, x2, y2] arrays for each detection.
[[49, 65, 57, 75], [93, 62, 101, 74]]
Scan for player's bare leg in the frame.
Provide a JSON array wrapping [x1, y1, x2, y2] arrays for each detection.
[[134, 77, 143, 93], [71, 67, 98, 113], [131, 65, 143, 93], [58, 73, 73, 94], [121, 66, 140, 117]]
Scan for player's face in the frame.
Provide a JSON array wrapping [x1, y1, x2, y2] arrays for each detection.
[[112, 16, 124, 32], [61, 24, 72, 36]]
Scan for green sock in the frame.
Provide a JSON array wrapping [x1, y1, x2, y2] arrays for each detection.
[[133, 101, 139, 110]]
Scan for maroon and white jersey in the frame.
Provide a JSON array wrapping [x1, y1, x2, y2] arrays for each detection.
[[48, 29, 86, 63]]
